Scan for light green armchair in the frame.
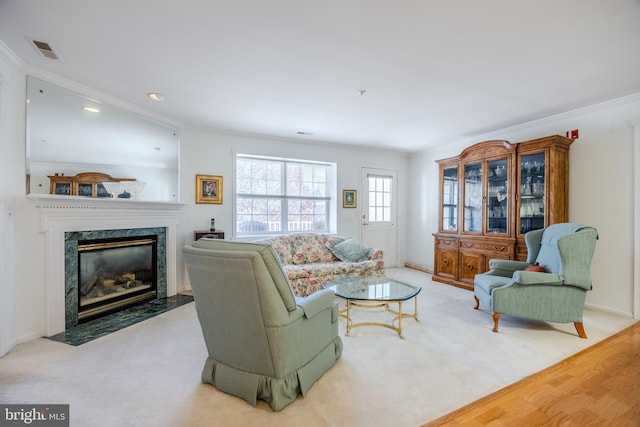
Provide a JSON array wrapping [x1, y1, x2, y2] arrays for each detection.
[[183, 239, 343, 411], [473, 223, 598, 338]]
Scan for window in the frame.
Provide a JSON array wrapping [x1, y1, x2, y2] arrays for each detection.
[[368, 175, 392, 222], [236, 155, 334, 236]]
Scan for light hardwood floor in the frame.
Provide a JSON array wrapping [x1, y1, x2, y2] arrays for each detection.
[[423, 321, 640, 426]]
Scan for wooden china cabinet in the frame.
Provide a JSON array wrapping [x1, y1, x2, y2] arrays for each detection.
[[432, 135, 573, 290]]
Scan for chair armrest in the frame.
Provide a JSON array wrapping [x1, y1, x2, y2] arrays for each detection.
[[369, 248, 384, 260], [489, 259, 530, 271], [485, 259, 530, 277], [512, 271, 564, 285], [296, 289, 336, 318]]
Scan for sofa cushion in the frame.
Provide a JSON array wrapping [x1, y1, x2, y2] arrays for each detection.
[[329, 238, 372, 262], [289, 233, 341, 264]]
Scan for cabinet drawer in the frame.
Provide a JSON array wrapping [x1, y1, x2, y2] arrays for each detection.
[[459, 240, 510, 254], [436, 237, 458, 248]]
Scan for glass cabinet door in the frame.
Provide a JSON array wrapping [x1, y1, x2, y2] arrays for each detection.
[[519, 152, 545, 233], [486, 158, 509, 234], [441, 167, 458, 231], [463, 162, 482, 233]]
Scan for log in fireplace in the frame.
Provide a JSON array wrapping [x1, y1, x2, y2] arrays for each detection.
[[77, 235, 158, 322]]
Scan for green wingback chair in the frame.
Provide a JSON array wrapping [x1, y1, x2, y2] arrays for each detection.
[[183, 239, 343, 411], [473, 223, 598, 338]]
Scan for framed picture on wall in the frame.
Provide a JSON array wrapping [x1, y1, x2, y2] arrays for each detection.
[[343, 189, 357, 208], [196, 174, 223, 204]]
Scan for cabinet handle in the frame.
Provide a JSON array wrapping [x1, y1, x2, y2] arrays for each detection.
[[493, 246, 506, 251], [466, 263, 474, 270], [443, 259, 449, 266]]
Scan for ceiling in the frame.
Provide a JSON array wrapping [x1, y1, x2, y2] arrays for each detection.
[[1, 0, 640, 153]]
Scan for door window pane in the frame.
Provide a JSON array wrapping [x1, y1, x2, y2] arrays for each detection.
[[368, 176, 392, 222]]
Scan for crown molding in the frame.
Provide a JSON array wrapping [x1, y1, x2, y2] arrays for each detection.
[[470, 93, 640, 142], [0, 39, 24, 68]]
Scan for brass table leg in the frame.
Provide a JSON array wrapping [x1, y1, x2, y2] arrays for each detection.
[[397, 301, 403, 337], [346, 299, 351, 336]]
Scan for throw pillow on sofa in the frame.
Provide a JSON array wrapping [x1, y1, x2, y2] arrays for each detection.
[[329, 238, 372, 262]]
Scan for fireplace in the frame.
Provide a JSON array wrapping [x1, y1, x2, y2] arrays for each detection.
[[30, 195, 184, 336], [77, 235, 158, 322], [65, 226, 168, 329]]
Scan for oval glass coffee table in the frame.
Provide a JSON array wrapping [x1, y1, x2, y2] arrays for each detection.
[[323, 276, 421, 338]]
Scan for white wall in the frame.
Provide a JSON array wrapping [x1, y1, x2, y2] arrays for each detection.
[[176, 127, 410, 290], [407, 95, 640, 317], [0, 45, 23, 356]]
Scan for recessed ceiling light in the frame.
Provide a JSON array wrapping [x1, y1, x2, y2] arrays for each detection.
[[82, 106, 100, 113], [147, 93, 166, 102]]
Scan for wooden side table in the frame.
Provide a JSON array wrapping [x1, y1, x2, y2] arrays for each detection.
[[194, 230, 225, 241]]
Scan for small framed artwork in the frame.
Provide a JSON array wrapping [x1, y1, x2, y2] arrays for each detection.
[[343, 189, 357, 208], [196, 174, 223, 204]]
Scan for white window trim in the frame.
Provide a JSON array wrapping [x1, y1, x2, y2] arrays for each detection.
[[233, 153, 337, 239]]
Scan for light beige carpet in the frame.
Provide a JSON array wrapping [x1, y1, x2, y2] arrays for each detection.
[[0, 268, 635, 427]]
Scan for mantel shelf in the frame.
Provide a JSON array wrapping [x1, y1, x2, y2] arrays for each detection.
[[28, 194, 186, 211]]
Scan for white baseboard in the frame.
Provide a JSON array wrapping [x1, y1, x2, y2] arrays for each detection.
[[18, 331, 44, 345], [584, 302, 633, 318]]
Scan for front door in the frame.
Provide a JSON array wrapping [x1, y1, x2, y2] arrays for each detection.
[[361, 168, 397, 267]]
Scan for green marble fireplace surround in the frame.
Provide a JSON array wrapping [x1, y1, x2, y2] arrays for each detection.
[[65, 227, 167, 329]]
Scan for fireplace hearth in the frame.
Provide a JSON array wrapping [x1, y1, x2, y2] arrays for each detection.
[[77, 235, 158, 323]]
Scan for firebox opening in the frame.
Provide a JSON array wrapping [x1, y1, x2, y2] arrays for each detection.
[[77, 235, 158, 323]]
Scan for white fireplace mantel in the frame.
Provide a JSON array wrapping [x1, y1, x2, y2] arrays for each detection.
[[29, 194, 186, 336]]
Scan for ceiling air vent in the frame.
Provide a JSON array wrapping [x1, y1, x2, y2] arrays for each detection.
[[31, 39, 60, 60]]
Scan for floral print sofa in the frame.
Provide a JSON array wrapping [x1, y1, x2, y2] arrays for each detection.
[[256, 233, 384, 297]]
